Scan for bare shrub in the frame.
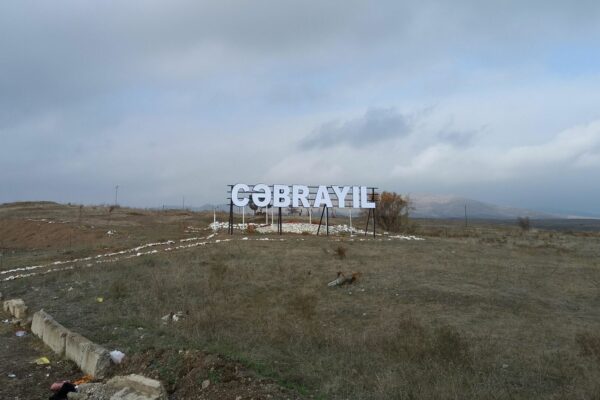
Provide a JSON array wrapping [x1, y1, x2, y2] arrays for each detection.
[[431, 325, 471, 365], [576, 332, 600, 361], [334, 245, 347, 260], [246, 224, 257, 235], [376, 191, 410, 232], [287, 291, 318, 320], [110, 280, 128, 300], [517, 216, 531, 231]]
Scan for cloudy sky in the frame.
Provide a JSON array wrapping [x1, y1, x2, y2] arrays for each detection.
[[2, 1, 600, 214]]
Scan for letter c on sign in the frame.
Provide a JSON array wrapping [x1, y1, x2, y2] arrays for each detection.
[[232, 184, 249, 207]]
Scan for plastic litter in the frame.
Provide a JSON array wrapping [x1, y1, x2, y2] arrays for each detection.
[[161, 311, 185, 323], [96, 297, 104, 303], [51, 381, 68, 391], [73, 375, 93, 385], [49, 382, 76, 400], [8, 373, 16, 378], [110, 350, 125, 364], [35, 356, 50, 365], [15, 330, 27, 337]]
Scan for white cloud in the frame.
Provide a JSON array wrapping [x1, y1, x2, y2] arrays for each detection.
[[392, 120, 600, 183]]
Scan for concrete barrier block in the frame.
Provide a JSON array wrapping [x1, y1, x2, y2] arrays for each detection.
[[13, 303, 28, 319], [80, 342, 111, 379], [31, 310, 50, 338], [66, 332, 111, 379], [3, 299, 27, 319], [2, 300, 10, 313], [65, 332, 92, 364], [43, 318, 70, 355]]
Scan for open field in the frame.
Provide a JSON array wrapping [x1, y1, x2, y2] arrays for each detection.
[[2, 202, 600, 399]]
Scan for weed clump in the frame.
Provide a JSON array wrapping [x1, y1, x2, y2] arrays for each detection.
[[576, 332, 600, 361], [335, 245, 347, 260]]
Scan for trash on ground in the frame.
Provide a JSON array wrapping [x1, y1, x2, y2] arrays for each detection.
[[35, 356, 50, 365], [8, 373, 16, 378], [73, 375, 93, 385], [50, 381, 69, 391], [15, 330, 27, 337], [49, 381, 76, 400], [96, 297, 104, 303], [161, 311, 185, 324], [110, 350, 125, 364], [327, 271, 362, 287]]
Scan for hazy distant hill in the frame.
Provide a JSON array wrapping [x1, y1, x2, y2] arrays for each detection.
[[408, 194, 562, 220], [189, 195, 567, 220]]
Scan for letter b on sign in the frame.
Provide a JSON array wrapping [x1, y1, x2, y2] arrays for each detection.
[[273, 184, 291, 207]]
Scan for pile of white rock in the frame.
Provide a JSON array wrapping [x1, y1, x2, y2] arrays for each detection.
[[211, 221, 361, 235]]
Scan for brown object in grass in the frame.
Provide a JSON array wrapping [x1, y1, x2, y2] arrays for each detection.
[[327, 271, 361, 287]]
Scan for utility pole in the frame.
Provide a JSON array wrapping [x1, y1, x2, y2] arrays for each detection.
[[464, 204, 468, 228], [114, 185, 119, 206], [182, 196, 185, 211]]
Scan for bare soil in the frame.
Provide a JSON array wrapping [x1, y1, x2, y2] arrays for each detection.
[[2, 202, 600, 399], [0, 315, 80, 400]]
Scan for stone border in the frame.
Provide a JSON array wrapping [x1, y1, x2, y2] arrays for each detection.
[[31, 310, 111, 378], [3, 298, 28, 319], [3, 299, 166, 399]]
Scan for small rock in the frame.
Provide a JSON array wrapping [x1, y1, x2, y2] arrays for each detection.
[[202, 379, 210, 389]]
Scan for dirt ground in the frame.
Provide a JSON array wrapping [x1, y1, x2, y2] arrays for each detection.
[[0, 314, 80, 400], [2, 202, 600, 399], [0, 312, 304, 400]]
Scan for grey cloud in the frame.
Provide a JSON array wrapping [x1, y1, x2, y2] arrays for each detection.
[[2, 1, 600, 213], [300, 107, 412, 150], [437, 128, 483, 146]]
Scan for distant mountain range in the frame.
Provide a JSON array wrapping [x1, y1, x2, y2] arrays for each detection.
[[188, 195, 594, 220], [406, 194, 563, 219]]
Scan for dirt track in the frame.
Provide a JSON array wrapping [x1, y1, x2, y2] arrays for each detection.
[[0, 313, 80, 400]]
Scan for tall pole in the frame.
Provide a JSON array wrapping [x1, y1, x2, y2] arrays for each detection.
[[349, 209, 353, 237], [114, 185, 119, 206], [464, 204, 468, 228], [372, 187, 376, 238]]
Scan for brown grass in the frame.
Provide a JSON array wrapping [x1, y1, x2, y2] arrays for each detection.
[[3, 204, 600, 399], [334, 245, 346, 260]]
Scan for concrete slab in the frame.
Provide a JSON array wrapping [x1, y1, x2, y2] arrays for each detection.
[[67, 376, 166, 400], [65, 332, 111, 379], [42, 317, 70, 355], [31, 310, 50, 338], [3, 299, 26, 317], [108, 374, 167, 398]]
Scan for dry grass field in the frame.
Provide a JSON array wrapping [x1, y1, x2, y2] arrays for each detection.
[[2, 202, 600, 399]]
